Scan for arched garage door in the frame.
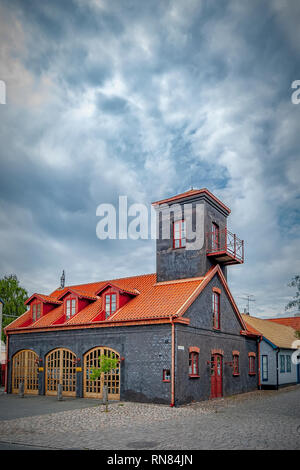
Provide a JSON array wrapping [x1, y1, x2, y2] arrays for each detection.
[[45, 348, 77, 397], [83, 347, 120, 400], [12, 350, 39, 395]]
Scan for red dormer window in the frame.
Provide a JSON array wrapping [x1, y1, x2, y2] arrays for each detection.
[[173, 220, 186, 249], [65, 296, 77, 320], [32, 302, 41, 322], [105, 293, 117, 318]]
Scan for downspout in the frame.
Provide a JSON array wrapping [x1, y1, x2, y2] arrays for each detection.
[[276, 348, 279, 390], [170, 316, 175, 407], [257, 336, 262, 390], [4, 333, 9, 393]]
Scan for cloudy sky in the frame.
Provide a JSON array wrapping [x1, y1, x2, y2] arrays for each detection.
[[0, 0, 299, 318]]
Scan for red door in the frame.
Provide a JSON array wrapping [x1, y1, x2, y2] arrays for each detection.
[[210, 354, 223, 398]]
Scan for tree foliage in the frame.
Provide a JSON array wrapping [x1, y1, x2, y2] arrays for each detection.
[[0, 274, 28, 342], [90, 353, 119, 412], [285, 275, 300, 313]]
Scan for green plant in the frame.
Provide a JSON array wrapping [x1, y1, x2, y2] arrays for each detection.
[[90, 354, 119, 412]]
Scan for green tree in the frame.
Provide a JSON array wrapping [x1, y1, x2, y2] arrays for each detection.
[[0, 274, 28, 342], [90, 353, 119, 412], [285, 275, 300, 313]]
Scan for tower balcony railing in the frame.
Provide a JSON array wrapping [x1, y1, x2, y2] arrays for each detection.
[[206, 228, 244, 265]]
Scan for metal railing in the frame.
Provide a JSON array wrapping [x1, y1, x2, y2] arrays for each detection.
[[206, 228, 244, 263]]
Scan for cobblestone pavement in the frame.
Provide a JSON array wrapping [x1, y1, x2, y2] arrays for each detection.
[[1, 386, 300, 450]]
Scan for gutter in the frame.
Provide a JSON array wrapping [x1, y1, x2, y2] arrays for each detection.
[[4, 334, 9, 393], [170, 316, 176, 407]]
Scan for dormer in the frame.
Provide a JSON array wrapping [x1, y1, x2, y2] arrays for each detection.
[[24, 294, 63, 324], [92, 283, 139, 321], [54, 288, 98, 323]]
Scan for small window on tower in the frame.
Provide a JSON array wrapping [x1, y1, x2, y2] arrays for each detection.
[[173, 220, 186, 249], [212, 222, 219, 251], [212, 292, 220, 329]]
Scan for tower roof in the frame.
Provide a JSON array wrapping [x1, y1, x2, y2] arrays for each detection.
[[152, 188, 231, 214]]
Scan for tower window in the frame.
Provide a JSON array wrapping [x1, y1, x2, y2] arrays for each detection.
[[212, 222, 219, 251], [105, 293, 117, 318], [173, 220, 186, 249]]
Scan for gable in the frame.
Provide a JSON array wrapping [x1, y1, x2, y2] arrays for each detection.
[[184, 270, 245, 335]]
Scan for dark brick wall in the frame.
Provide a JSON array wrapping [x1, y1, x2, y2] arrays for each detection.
[[7, 324, 172, 404], [186, 274, 242, 334], [174, 324, 258, 405]]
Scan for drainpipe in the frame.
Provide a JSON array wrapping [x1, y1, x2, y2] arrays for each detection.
[[4, 334, 9, 393], [170, 316, 175, 407], [276, 348, 279, 390], [257, 336, 262, 390]]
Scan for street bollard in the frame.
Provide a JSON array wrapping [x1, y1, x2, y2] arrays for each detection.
[[57, 384, 63, 401], [19, 381, 24, 398]]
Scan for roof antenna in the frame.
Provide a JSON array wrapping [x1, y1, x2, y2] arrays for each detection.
[[60, 270, 65, 289]]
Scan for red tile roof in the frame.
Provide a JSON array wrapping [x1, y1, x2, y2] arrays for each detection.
[[268, 316, 300, 331], [5, 265, 247, 334]]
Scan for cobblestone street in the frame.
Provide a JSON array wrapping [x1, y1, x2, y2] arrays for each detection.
[[1, 386, 300, 450]]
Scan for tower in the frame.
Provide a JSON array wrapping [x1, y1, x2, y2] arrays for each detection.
[[152, 188, 244, 283]]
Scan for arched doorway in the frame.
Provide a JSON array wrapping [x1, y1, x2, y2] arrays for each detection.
[[45, 348, 77, 397], [210, 353, 223, 398], [83, 347, 120, 400], [12, 350, 39, 395]]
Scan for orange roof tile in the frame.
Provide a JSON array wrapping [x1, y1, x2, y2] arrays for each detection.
[[268, 316, 300, 331], [6, 266, 245, 334]]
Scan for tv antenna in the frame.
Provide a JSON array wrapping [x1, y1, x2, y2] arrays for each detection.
[[238, 294, 256, 315]]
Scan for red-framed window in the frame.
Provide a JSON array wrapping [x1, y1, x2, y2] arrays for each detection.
[[212, 292, 220, 329], [173, 220, 186, 249], [163, 369, 171, 382], [65, 297, 77, 320], [105, 293, 117, 318], [233, 354, 239, 375], [248, 354, 256, 375], [212, 222, 219, 251], [32, 303, 41, 322], [189, 352, 199, 377]]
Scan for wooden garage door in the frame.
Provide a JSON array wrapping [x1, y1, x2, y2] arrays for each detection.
[[12, 350, 39, 395], [45, 348, 77, 397], [83, 347, 120, 400]]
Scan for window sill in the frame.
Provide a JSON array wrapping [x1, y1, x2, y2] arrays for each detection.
[[248, 372, 256, 376], [162, 380, 170, 383], [233, 373, 240, 377], [189, 374, 200, 378], [213, 327, 221, 332]]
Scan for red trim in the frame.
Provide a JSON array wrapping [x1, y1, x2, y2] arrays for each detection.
[[212, 287, 221, 294], [248, 354, 256, 375], [189, 346, 200, 353], [211, 348, 224, 355], [105, 292, 117, 318], [232, 353, 240, 376]]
